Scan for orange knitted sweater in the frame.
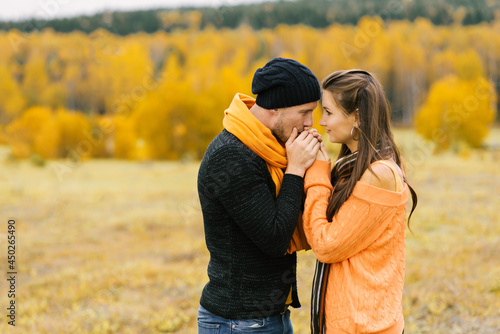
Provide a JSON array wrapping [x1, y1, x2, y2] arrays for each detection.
[[303, 160, 409, 334]]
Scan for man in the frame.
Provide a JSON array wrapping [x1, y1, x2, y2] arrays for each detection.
[[197, 57, 321, 333]]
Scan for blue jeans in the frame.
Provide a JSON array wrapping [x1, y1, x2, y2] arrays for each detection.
[[197, 305, 293, 333]]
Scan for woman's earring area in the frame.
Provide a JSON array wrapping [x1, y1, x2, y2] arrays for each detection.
[[350, 126, 360, 141]]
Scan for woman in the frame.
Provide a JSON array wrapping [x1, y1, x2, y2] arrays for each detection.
[[303, 70, 417, 334]]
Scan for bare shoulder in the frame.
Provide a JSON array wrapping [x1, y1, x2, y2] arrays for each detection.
[[359, 160, 402, 191]]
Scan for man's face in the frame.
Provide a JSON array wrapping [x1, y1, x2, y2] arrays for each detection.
[[271, 101, 318, 143]]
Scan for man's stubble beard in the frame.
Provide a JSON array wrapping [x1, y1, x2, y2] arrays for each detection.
[[271, 114, 302, 144]]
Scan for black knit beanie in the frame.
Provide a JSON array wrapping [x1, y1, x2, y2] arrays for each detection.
[[252, 57, 321, 109]]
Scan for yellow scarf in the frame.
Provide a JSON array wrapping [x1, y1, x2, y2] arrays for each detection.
[[223, 93, 310, 254], [223, 93, 286, 194]]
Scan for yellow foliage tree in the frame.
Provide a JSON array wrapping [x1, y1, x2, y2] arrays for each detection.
[[415, 74, 497, 150], [22, 55, 50, 106], [56, 108, 92, 159], [5, 106, 96, 159], [0, 125, 9, 145], [0, 65, 26, 123], [113, 115, 137, 160], [5, 106, 54, 158], [87, 115, 114, 158], [34, 117, 60, 159]]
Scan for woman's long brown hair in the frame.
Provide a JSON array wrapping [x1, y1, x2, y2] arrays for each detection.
[[323, 70, 417, 227]]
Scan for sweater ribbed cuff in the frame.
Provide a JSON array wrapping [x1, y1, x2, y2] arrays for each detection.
[[304, 160, 332, 192]]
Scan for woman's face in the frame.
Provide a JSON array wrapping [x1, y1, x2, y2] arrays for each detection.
[[319, 90, 358, 149]]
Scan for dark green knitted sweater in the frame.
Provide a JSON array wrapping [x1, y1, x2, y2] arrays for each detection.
[[197, 129, 304, 319]]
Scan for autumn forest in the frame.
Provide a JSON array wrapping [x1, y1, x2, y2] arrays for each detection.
[[0, 12, 498, 161]]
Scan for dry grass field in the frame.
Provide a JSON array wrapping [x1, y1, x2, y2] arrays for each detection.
[[0, 128, 499, 333]]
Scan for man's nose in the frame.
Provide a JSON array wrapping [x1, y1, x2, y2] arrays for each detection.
[[304, 115, 313, 127]]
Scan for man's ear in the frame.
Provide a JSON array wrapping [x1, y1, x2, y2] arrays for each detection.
[[267, 108, 280, 119]]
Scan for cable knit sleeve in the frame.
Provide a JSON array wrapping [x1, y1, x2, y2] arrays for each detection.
[[205, 145, 304, 257], [303, 160, 400, 264]]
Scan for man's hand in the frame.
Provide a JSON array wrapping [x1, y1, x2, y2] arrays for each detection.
[[285, 127, 321, 177]]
